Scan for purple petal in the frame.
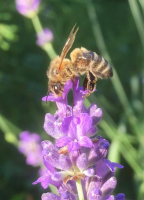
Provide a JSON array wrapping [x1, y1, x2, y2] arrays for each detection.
[[43, 159, 55, 172], [88, 104, 103, 125], [86, 126, 98, 137], [61, 191, 77, 200], [62, 80, 73, 99], [105, 159, 124, 172], [106, 195, 115, 200], [42, 94, 68, 114], [42, 95, 57, 102], [95, 159, 109, 178], [83, 166, 95, 177], [73, 78, 88, 115], [115, 193, 125, 200], [41, 140, 57, 150], [52, 171, 69, 182], [89, 187, 102, 200], [44, 113, 64, 139], [41, 141, 60, 168], [33, 171, 50, 189], [61, 116, 79, 139], [43, 151, 60, 169], [59, 154, 72, 170], [41, 143, 57, 171], [88, 139, 109, 167], [68, 141, 80, 151], [97, 140, 110, 158], [101, 177, 117, 197], [76, 113, 92, 137], [34, 169, 62, 189], [76, 153, 88, 170], [79, 136, 93, 148], [88, 148, 100, 166], [41, 193, 61, 200], [56, 136, 72, 147]]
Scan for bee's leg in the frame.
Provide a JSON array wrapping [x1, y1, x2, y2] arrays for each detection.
[[83, 82, 96, 98], [66, 66, 73, 76], [83, 74, 89, 91], [65, 66, 76, 84], [89, 71, 96, 84], [83, 71, 97, 98], [83, 72, 90, 98], [83, 92, 90, 98]]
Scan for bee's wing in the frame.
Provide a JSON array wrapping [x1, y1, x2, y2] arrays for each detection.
[[59, 24, 79, 70]]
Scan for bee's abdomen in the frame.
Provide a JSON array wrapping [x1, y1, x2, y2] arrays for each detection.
[[91, 54, 113, 79], [70, 47, 113, 78]]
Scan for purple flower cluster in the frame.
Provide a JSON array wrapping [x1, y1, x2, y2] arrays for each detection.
[[19, 131, 43, 167], [33, 79, 125, 200], [16, 0, 40, 18]]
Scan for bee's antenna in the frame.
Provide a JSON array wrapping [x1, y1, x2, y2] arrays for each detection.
[[46, 90, 49, 104]]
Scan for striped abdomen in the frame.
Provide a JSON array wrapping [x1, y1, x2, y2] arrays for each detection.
[[70, 47, 113, 79]]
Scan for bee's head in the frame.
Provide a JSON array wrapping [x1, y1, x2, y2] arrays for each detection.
[[49, 81, 64, 97]]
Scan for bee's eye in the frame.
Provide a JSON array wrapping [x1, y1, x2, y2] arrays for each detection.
[[53, 83, 60, 95], [54, 85, 58, 90]]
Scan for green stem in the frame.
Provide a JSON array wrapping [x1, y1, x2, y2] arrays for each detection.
[[139, 0, 144, 15], [76, 179, 85, 200], [0, 114, 21, 146], [128, 0, 144, 50], [43, 43, 57, 60], [129, 0, 144, 103], [31, 14, 43, 32], [138, 181, 144, 200], [31, 14, 57, 59]]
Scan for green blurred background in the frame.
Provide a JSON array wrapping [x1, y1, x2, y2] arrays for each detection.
[[0, 0, 144, 199]]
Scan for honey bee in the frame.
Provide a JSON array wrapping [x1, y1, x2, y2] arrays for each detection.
[[47, 24, 113, 98]]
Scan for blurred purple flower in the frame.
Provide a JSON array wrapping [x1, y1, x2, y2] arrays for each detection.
[[15, 0, 40, 17], [36, 28, 54, 46], [19, 131, 43, 166]]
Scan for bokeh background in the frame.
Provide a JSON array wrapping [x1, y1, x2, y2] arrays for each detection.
[[0, 0, 144, 199]]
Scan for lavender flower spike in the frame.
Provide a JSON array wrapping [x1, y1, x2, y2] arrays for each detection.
[[16, 0, 40, 18], [33, 78, 125, 200], [36, 28, 54, 47]]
